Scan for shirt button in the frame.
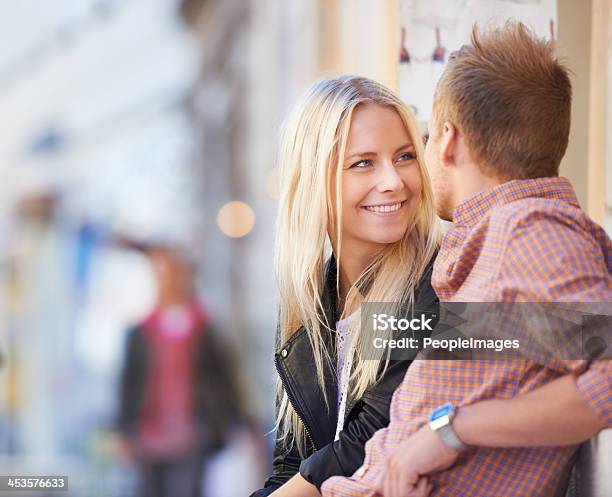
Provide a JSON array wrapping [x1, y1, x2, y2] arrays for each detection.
[[281, 348, 288, 358]]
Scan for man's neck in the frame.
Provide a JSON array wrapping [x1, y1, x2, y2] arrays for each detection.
[[453, 164, 502, 213]]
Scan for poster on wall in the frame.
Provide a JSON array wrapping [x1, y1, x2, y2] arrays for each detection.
[[397, 0, 557, 122]]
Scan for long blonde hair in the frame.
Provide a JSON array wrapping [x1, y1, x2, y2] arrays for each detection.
[[275, 76, 440, 453]]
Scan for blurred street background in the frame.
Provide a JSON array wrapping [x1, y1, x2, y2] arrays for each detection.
[[0, 0, 609, 496]]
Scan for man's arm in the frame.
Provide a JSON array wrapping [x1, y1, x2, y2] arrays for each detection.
[[378, 370, 610, 497], [453, 371, 608, 447]]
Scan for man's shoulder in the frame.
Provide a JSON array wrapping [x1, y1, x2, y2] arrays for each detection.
[[486, 195, 591, 237], [479, 198, 611, 301], [481, 195, 611, 267], [487, 196, 611, 273]]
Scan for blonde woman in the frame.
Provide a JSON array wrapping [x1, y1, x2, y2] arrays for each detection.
[[251, 76, 441, 497]]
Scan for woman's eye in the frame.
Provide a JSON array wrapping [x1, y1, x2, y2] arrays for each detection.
[[349, 159, 372, 169], [397, 152, 416, 162]]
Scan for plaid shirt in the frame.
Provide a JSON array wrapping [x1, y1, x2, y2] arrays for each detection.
[[322, 177, 612, 497]]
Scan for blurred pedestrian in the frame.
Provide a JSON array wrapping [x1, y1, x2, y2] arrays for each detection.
[[117, 245, 245, 497]]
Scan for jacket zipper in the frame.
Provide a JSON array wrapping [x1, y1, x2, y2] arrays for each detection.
[[274, 354, 317, 449]]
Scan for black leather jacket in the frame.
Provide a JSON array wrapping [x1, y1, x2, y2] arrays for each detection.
[[250, 256, 438, 496]]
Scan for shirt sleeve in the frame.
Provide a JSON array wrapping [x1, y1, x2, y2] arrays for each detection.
[[494, 212, 612, 425], [575, 360, 612, 427]]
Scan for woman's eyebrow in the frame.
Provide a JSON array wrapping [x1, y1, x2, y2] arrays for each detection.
[[344, 151, 376, 161], [345, 143, 415, 161], [394, 143, 414, 153]]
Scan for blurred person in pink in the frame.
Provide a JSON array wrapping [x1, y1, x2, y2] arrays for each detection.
[[117, 244, 246, 497]]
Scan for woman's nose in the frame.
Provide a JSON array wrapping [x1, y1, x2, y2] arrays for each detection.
[[375, 162, 403, 193]]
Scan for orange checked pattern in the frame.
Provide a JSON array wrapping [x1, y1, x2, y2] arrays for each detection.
[[322, 177, 612, 497]]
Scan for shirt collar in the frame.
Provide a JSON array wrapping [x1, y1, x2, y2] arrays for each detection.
[[452, 177, 580, 227]]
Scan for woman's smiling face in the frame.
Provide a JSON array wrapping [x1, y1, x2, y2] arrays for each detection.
[[332, 102, 422, 256]]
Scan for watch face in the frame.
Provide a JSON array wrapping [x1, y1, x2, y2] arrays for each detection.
[[430, 403, 454, 422]]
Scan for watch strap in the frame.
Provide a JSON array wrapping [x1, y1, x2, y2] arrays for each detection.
[[437, 423, 469, 452]]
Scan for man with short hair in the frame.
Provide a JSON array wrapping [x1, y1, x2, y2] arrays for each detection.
[[322, 21, 611, 497]]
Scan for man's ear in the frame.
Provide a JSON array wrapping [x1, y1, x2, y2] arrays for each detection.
[[439, 121, 458, 167]]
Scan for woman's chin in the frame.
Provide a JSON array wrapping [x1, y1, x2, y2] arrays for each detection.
[[370, 223, 409, 244], [343, 225, 408, 252], [367, 231, 405, 246]]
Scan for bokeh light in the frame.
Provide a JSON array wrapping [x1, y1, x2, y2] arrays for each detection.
[[217, 201, 255, 238]]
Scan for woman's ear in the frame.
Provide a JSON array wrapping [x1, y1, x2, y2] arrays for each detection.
[[439, 121, 458, 168]]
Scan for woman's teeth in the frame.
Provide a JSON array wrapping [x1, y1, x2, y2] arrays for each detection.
[[364, 202, 403, 213]]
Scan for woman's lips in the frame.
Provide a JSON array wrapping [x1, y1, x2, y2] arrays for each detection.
[[361, 200, 406, 216]]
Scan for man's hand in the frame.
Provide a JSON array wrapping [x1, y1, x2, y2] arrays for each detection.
[[375, 425, 459, 497], [374, 474, 431, 497]]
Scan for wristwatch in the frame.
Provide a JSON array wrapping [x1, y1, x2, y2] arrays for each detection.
[[429, 403, 469, 452]]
